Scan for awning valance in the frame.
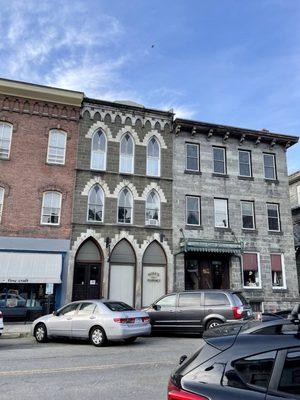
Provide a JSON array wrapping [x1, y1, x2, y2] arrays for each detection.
[[0, 252, 62, 284], [180, 238, 243, 255]]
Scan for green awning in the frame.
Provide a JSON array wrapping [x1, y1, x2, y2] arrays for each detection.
[[180, 238, 243, 255]]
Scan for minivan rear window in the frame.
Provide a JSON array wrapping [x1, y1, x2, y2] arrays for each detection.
[[103, 302, 134, 312], [232, 293, 248, 306]]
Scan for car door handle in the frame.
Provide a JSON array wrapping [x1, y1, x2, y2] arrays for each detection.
[[66, 317, 72, 320], [89, 316, 96, 320], [168, 310, 175, 312]]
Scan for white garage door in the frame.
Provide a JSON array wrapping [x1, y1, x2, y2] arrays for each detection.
[[142, 266, 166, 307], [109, 264, 134, 307]]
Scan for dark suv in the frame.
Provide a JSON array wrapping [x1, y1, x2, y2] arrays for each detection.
[[145, 290, 252, 334], [168, 306, 300, 399]]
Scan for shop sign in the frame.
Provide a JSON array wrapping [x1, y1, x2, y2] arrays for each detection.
[[147, 272, 161, 283], [4, 279, 29, 284], [45, 283, 54, 295]]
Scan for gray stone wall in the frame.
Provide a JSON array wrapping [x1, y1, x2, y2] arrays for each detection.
[[173, 129, 299, 311], [289, 172, 300, 208], [67, 101, 174, 307]]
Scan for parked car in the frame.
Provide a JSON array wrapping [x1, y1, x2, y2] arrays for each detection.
[[0, 311, 3, 336], [32, 299, 151, 346], [0, 292, 43, 320], [168, 304, 300, 399], [145, 290, 252, 334]]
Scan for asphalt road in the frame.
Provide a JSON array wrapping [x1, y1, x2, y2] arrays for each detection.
[[0, 335, 202, 400]]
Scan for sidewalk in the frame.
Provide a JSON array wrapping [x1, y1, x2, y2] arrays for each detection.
[[1, 322, 32, 339]]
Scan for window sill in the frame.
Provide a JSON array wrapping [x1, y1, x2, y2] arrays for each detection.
[[238, 176, 254, 181], [119, 172, 134, 176], [265, 179, 279, 185], [87, 221, 104, 225], [185, 224, 203, 230], [145, 224, 161, 229], [184, 170, 202, 175], [40, 224, 61, 228], [46, 162, 65, 167], [242, 229, 258, 234], [272, 288, 288, 292], [212, 173, 229, 178], [214, 227, 231, 232], [243, 287, 263, 291], [268, 230, 283, 235], [0, 157, 10, 161]]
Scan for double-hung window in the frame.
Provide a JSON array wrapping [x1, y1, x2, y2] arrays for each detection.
[[271, 254, 286, 288], [41, 191, 62, 225], [91, 129, 107, 170], [118, 188, 133, 224], [0, 122, 13, 159], [213, 146, 226, 174], [0, 187, 4, 222], [120, 133, 134, 174], [214, 198, 229, 228], [241, 201, 255, 229], [145, 190, 160, 226], [87, 185, 104, 222], [147, 136, 160, 176], [242, 252, 261, 288], [186, 196, 201, 226], [239, 150, 252, 177], [267, 203, 281, 231], [263, 153, 276, 180], [47, 130, 67, 165], [186, 143, 200, 172]]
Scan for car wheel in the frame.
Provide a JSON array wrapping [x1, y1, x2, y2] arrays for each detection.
[[206, 319, 222, 330], [124, 337, 137, 344], [34, 323, 48, 343], [90, 326, 107, 347]]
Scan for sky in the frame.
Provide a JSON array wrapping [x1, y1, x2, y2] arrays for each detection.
[[0, 0, 299, 172]]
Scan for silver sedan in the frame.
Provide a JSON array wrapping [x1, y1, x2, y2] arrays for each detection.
[[32, 300, 151, 346]]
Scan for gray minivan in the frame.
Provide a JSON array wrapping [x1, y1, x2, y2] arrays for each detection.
[[145, 290, 253, 334]]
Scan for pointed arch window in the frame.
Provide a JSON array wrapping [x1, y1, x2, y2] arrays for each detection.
[[147, 136, 160, 176], [0, 122, 13, 159], [41, 191, 62, 225], [47, 129, 67, 165], [118, 188, 133, 224], [91, 129, 107, 170], [87, 185, 104, 222], [146, 190, 160, 226], [0, 187, 4, 222], [120, 133, 134, 174]]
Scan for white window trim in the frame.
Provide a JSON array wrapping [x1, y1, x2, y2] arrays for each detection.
[[86, 185, 105, 223], [40, 191, 62, 226], [0, 122, 13, 159], [213, 146, 226, 175], [238, 150, 252, 177], [146, 136, 161, 177], [263, 153, 276, 180], [242, 252, 262, 289], [46, 129, 67, 165], [271, 253, 287, 290], [214, 198, 229, 228], [185, 143, 200, 172], [0, 187, 4, 223], [117, 187, 134, 225], [297, 185, 300, 205], [186, 195, 201, 226], [90, 129, 107, 171], [266, 203, 281, 232], [145, 190, 161, 226], [119, 133, 135, 174], [241, 201, 255, 230]]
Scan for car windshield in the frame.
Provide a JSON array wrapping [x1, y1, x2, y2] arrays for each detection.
[[103, 301, 135, 312]]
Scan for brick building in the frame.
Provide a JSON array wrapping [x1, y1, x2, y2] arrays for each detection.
[[173, 118, 299, 312], [66, 98, 173, 308], [0, 78, 83, 315], [289, 171, 300, 292]]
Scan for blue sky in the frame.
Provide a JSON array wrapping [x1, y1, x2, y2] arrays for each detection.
[[0, 0, 299, 172]]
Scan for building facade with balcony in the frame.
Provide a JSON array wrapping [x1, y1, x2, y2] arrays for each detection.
[[289, 171, 300, 292], [173, 118, 299, 312], [66, 98, 173, 308], [0, 78, 83, 317]]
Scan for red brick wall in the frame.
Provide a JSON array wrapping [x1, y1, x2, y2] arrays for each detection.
[[0, 95, 80, 239]]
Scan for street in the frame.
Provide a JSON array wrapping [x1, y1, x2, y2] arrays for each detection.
[[0, 335, 202, 400]]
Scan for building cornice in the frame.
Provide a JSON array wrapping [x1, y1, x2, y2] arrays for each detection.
[[289, 171, 300, 185], [174, 118, 299, 148], [0, 78, 84, 107]]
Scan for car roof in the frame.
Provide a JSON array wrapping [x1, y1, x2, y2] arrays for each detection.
[[165, 290, 240, 295]]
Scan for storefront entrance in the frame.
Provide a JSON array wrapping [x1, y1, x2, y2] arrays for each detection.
[[185, 253, 230, 290], [72, 239, 102, 301]]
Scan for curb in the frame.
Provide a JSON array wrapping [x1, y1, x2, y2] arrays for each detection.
[[2, 331, 32, 339]]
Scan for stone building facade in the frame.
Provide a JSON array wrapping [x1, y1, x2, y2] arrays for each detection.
[[173, 118, 299, 312], [66, 98, 173, 308], [0, 78, 83, 314], [289, 171, 300, 292]]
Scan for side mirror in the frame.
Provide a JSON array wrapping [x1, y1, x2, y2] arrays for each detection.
[[153, 304, 158, 311], [179, 355, 187, 365], [52, 310, 58, 316]]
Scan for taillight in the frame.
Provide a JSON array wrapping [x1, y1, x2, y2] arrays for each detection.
[[232, 306, 243, 319], [127, 317, 135, 324], [142, 316, 150, 323], [113, 318, 128, 324], [168, 379, 208, 400]]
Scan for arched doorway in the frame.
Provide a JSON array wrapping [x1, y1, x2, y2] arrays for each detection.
[[109, 239, 136, 306], [142, 241, 167, 307], [72, 239, 102, 301]]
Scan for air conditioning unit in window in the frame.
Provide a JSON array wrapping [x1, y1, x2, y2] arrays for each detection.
[[148, 219, 159, 226]]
